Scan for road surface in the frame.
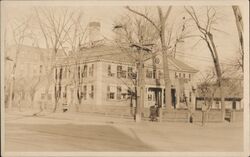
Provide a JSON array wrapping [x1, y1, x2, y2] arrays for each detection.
[[5, 123, 154, 152]]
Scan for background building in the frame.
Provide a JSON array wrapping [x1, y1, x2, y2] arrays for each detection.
[[5, 45, 54, 109]]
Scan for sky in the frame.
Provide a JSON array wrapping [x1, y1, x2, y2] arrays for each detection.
[[2, 3, 244, 80]]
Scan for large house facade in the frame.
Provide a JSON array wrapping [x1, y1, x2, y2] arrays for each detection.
[[54, 44, 199, 113]]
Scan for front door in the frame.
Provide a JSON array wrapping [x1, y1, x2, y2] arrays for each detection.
[[171, 88, 176, 109], [147, 88, 162, 107]]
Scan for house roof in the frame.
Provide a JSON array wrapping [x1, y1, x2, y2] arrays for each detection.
[[168, 57, 199, 73], [79, 45, 136, 63], [75, 45, 198, 73]]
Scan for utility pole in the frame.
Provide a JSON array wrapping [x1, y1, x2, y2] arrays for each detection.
[[132, 44, 151, 122], [113, 25, 152, 122], [135, 48, 144, 122]]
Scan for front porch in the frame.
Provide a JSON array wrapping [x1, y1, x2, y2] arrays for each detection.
[[144, 85, 196, 110]]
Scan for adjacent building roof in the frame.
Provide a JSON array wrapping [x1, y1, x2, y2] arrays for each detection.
[[196, 78, 243, 99]]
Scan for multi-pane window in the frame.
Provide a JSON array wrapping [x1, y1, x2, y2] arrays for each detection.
[[108, 64, 115, 77], [48, 94, 52, 100], [117, 65, 122, 78], [78, 66, 81, 79], [90, 85, 94, 99], [41, 93, 45, 99], [63, 67, 67, 79], [83, 85, 87, 100], [175, 72, 178, 78], [39, 65, 43, 74], [121, 69, 126, 78], [108, 65, 111, 76], [121, 86, 127, 99], [189, 92, 192, 102], [153, 70, 156, 79], [128, 67, 133, 79], [117, 86, 122, 100], [83, 65, 88, 78], [59, 68, 63, 80], [89, 64, 94, 77], [107, 85, 115, 100], [158, 70, 163, 79], [55, 68, 58, 80], [64, 86, 67, 97], [146, 69, 153, 78]]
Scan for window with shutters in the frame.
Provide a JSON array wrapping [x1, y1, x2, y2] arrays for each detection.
[[89, 64, 94, 77], [107, 85, 115, 100], [153, 70, 156, 79], [175, 72, 178, 78], [117, 86, 122, 100], [78, 66, 81, 79], [128, 67, 133, 79], [59, 67, 63, 80], [89, 85, 94, 99], [83, 85, 87, 100], [55, 68, 58, 80], [83, 65, 88, 78], [146, 69, 153, 78], [108, 64, 115, 77], [117, 65, 122, 78]]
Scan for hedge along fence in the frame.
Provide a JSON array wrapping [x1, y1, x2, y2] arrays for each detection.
[[161, 109, 243, 123]]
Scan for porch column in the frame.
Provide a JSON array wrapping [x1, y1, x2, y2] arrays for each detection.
[[176, 85, 180, 109], [144, 87, 148, 108], [161, 88, 164, 108], [191, 90, 196, 111]]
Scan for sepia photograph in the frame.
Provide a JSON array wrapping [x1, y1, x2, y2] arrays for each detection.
[[1, 1, 249, 157]]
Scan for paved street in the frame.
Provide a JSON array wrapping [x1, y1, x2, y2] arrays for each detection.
[[5, 123, 153, 152], [4, 111, 243, 152]]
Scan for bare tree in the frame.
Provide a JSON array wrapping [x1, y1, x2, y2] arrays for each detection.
[[198, 69, 218, 125], [125, 6, 174, 112], [34, 7, 80, 112], [61, 10, 88, 112], [185, 6, 226, 121], [232, 6, 244, 72], [113, 11, 158, 121], [126, 6, 195, 113], [6, 16, 33, 110]]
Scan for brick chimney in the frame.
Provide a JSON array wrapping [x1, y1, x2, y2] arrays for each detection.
[[88, 22, 101, 44]]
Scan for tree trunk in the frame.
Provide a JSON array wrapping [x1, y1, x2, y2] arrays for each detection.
[[207, 33, 225, 121], [232, 6, 244, 71], [140, 57, 145, 118], [160, 31, 172, 111], [135, 53, 143, 122], [162, 52, 172, 110], [8, 64, 17, 110]]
